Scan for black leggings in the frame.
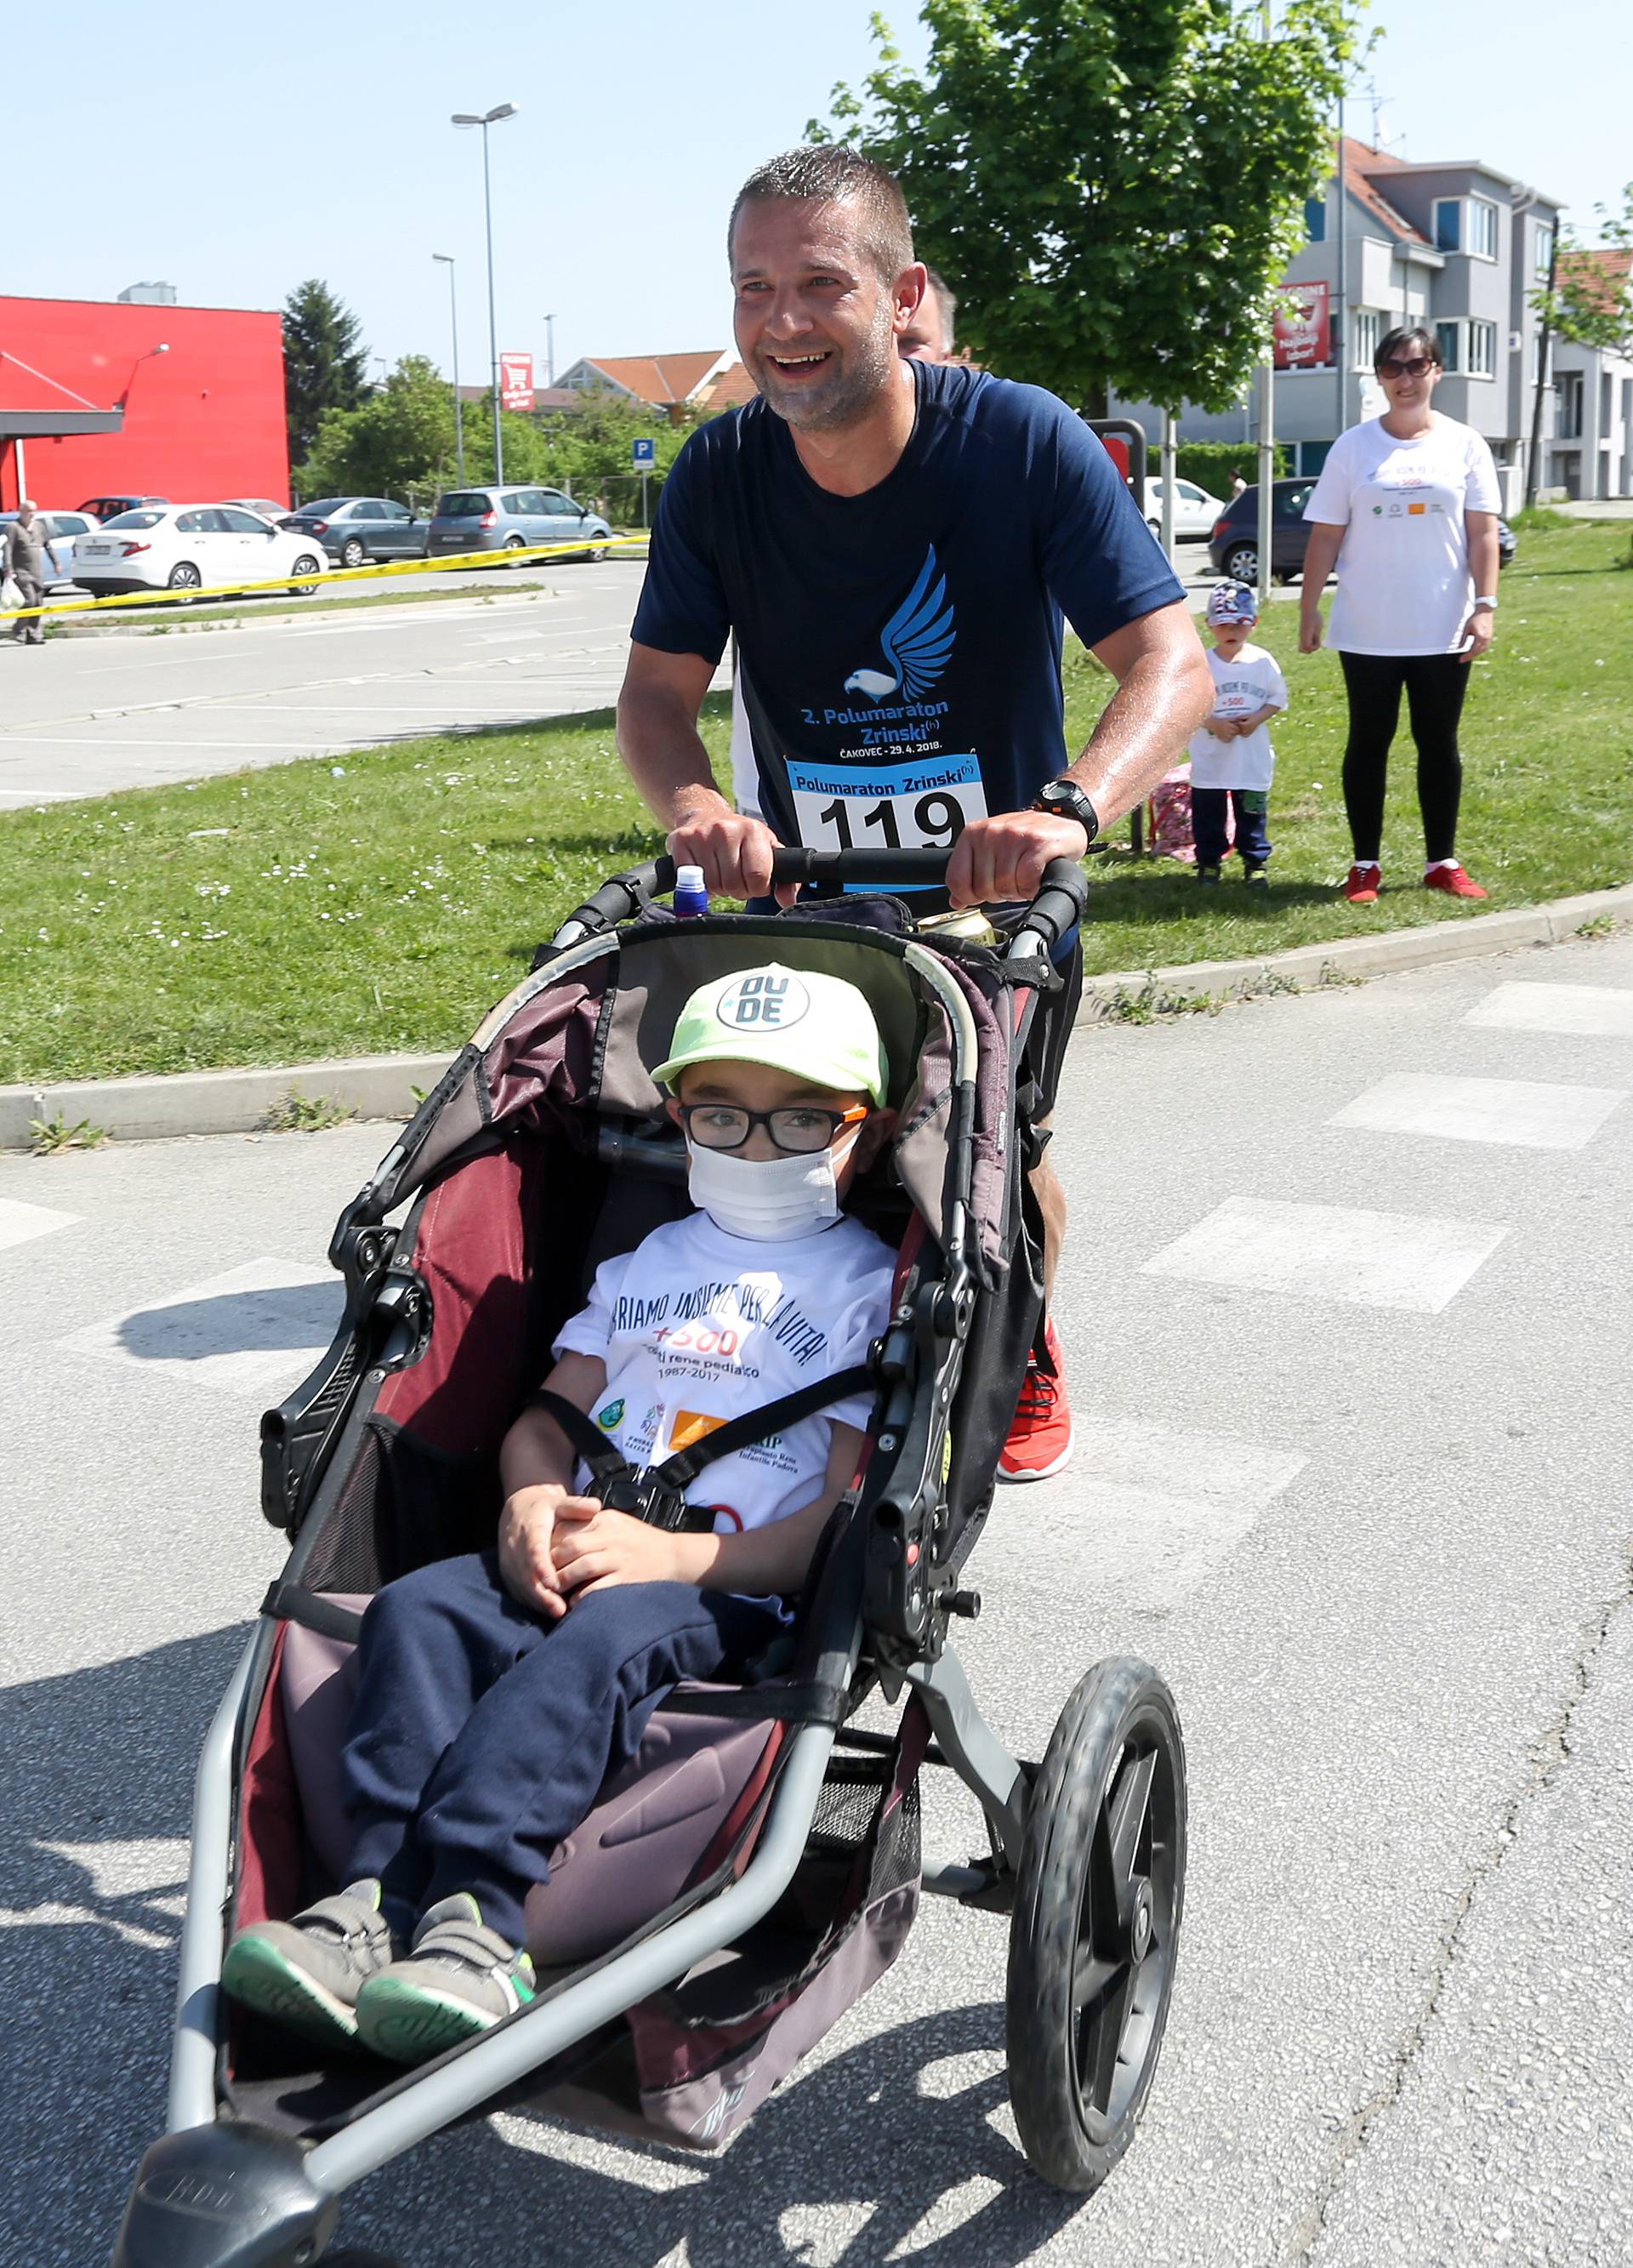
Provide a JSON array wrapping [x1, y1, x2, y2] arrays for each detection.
[[1338, 651, 1471, 866]]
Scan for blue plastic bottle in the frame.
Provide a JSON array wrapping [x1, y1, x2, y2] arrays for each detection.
[[673, 863, 708, 920]]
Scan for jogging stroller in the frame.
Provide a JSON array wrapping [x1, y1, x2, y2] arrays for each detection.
[[111, 847, 1188, 2268]]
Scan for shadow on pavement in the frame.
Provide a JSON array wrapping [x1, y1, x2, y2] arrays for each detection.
[[341, 2002, 1085, 2268], [116, 1282, 340, 1363], [0, 1623, 252, 2268]]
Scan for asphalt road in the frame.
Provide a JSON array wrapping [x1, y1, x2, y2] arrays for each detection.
[[1, 542, 1271, 813], [0, 561, 673, 808], [4, 926, 1630, 2266]]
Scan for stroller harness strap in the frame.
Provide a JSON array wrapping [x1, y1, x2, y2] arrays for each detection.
[[526, 1362, 878, 1533]]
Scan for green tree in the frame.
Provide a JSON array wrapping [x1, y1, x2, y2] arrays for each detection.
[[283, 279, 371, 462], [1532, 185, 1633, 356], [296, 356, 459, 508], [814, 0, 1357, 418], [297, 367, 718, 519]]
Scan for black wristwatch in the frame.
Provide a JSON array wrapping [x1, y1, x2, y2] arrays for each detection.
[[1032, 778, 1100, 846]]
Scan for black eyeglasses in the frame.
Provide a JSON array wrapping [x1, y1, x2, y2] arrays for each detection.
[[678, 1103, 869, 1154], [1377, 355, 1435, 379]]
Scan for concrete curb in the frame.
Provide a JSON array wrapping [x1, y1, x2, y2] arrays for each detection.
[[1079, 881, 1633, 1015], [0, 1053, 447, 1152], [4, 882, 1630, 1150]]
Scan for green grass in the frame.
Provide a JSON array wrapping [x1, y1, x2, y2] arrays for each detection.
[[1, 517, 1629, 1086], [1060, 515, 1632, 976]]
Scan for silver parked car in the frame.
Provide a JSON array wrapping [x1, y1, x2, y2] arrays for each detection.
[[427, 485, 612, 564]]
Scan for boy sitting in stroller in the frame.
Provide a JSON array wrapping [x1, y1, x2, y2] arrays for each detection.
[[223, 964, 897, 2066]]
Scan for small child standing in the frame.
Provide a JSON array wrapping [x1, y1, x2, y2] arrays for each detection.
[[1188, 581, 1289, 890]]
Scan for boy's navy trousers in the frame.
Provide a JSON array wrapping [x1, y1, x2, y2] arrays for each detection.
[[340, 1551, 785, 1949]]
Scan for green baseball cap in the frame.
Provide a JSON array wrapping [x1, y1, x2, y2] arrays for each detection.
[[652, 963, 888, 1106]]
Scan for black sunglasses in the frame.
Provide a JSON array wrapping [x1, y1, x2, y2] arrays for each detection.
[[1377, 355, 1435, 379]]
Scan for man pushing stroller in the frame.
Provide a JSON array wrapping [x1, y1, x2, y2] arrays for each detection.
[[224, 964, 897, 2065]]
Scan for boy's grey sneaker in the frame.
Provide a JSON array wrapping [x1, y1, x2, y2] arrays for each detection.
[[355, 1893, 537, 2065], [1243, 865, 1270, 889], [220, 1878, 398, 2053], [1197, 863, 1222, 886]]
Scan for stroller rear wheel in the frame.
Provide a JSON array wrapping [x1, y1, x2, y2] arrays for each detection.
[[1004, 1656, 1186, 2191]]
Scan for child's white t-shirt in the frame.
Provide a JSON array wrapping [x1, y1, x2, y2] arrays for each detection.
[[1187, 643, 1289, 790], [1302, 414, 1501, 656], [552, 1209, 895, 1534]]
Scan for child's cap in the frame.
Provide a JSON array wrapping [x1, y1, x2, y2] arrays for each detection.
[[1206, 579, 1259, 626], [652, 964, 888, 1106]]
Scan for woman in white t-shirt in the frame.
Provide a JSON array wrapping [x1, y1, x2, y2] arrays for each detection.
[[1300, 326, 1502, 906]]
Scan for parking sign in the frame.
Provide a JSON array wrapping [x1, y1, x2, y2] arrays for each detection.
[[632, 437, 656, 472]]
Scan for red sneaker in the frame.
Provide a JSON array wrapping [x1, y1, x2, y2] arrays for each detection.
[[999, 1319, 1075, 1483], [1423, 863, 1488, 899], [1343, 863, 1380, 904]]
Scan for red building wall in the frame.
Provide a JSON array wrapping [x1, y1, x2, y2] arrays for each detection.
[[0, 296, 289, 512]]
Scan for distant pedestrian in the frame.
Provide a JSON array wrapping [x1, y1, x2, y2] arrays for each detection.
[[1299, 325, 1501, 904], [1228, 467, 1247, 499], [4, 501, 60, 647], [1189, 581, 1287, 889]]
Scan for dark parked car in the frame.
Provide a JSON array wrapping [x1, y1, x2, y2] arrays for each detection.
[[427, 485, 612, 564], [1207, 481, 1517, 585], [283, 496, 430, 568], [78, 493, 168, 523]]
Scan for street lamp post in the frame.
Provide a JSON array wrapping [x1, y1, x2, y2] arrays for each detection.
[[452, 102, 518, 487], [432, 254, 465, 482], [543, 312, 556, 390]]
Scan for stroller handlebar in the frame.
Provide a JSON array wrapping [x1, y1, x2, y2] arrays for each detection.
[[545, 849, 1088, 954]]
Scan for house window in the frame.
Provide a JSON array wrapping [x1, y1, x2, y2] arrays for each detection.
[[1533, 223, 1554, 279], [1557, 372, 1585, 439], [1434, 196, 1499, 259], [1304, 194, 1327, 243], [1435, 320, 1497, 379], [1351, 310, 1380, 370]]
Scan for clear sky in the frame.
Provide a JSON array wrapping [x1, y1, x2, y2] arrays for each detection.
[[7, 0, 1628, 386]]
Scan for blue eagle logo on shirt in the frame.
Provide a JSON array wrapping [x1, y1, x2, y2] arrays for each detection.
[[843, 546, 956, 703]]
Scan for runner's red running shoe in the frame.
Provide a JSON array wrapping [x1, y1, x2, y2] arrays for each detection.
[[1343, 863, 1380, 904], [998, 1319, 1075, 1483], [1423, 863, 1488, 899]]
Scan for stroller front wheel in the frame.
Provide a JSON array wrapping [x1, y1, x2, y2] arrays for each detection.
[[1004, 1657, 1187, 2191]]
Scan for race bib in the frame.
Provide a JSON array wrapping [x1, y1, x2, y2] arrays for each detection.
[[785, 754, 988, 858]]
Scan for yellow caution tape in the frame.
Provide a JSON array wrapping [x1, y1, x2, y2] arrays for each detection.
[[0, 533, 651, 624]]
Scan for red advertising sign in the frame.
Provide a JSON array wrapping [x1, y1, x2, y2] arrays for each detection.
[[499, 352, 534, 413], [1272, 282, 1332, 370]]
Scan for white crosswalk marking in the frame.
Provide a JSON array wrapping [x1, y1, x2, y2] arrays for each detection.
[[1141, 1195, 1508, 1314], [1329, 1072, 1627, 1149], [1011, 1423, 1306, 1608], [0, 1195, 80, 1251], [57, 1257, 342, 1396], [1463, 983, 1633, 1038]]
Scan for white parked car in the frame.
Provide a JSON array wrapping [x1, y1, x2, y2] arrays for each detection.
[[1141, 477, 1226, 540], [72, 504, 329, 598], [0, 509, 97, 590]]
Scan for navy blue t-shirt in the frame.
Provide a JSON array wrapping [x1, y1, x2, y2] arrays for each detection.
[[630, 360, 1183, 853]]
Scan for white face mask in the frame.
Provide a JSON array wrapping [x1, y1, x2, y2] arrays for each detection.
[[686, 1131, 860, 1242]]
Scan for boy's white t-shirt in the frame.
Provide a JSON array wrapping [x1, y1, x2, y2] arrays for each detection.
[[1187, 642, 1289, 790], [552, 1209, 895, 1535], [1302, 414, 1501, 656]]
